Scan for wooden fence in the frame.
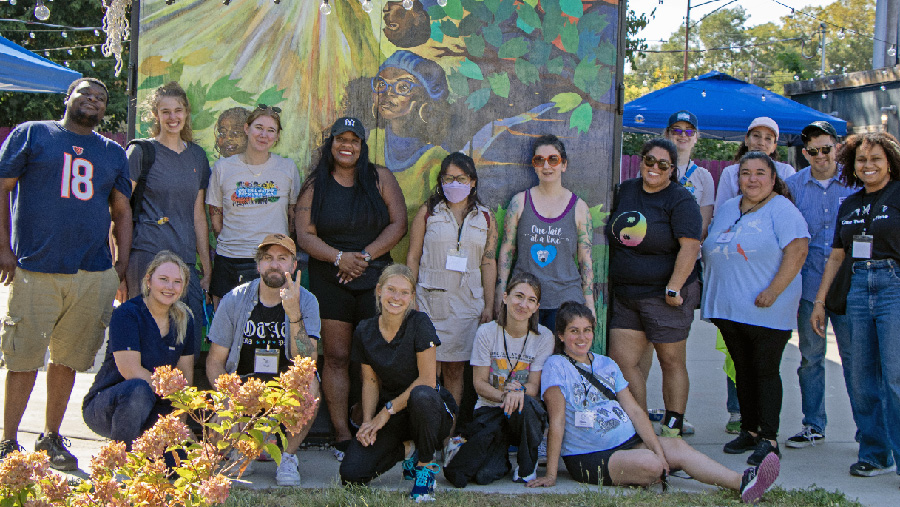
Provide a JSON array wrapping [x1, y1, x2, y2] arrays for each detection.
[[620, 155, 733, 191]]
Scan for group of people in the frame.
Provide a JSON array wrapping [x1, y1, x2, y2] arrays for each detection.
[[0, 75, 887, 502]]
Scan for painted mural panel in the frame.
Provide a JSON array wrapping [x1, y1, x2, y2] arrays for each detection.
[[137, 0, 620, 343]]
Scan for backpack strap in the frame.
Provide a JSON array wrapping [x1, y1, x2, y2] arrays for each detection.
[[126, 139, 156, 224]]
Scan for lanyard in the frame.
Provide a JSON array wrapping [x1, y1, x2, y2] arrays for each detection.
[[502, 328, 530, 378], [679, 162, 698, 187], [565, 352, 595, 408], [726, 191, 773, 232]]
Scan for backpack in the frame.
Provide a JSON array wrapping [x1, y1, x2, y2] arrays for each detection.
[[126, 139, 156, 224]]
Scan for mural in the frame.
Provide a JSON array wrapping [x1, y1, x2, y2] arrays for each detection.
[[137, 0, 621, 345]]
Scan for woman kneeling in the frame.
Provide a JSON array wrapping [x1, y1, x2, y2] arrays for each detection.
[[528, 302, 779, 504]]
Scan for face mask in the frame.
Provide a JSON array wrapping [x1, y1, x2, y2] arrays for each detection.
[[442, 181, 471, 203]]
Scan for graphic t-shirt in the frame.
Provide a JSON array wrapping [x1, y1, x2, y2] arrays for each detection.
[[833, 181, 900, 262], [0, 121, 132, 273], [470, 321, 554, 409], [606, 178, 702, 299], [235, 301, 288, 382], [206, 154, 301, 258], [540, 354, 636, 457], [677, 162, 715, 208]]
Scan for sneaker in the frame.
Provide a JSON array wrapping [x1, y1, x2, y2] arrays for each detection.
[[409, 463, 440, 503], [659, 425, 683, 438], [223, 449, 255, 478], [402, 449, 419, 480], [740, 451, 780, 504], [0, 439, 24, 461], [785, 426, 825, 449], [747, 440, 780, 467], [724, 431, 758, 454], [443, 437, 464, 467], [537, 436, 548, 466], [682, 419, 695, 436], [34, 433, 78, 471], [726, 413, 742, 434], [849, 461, 897, 477], [332, 440, 351, 463], [512, 464, 537, 483], [275, 452, 301, 487]]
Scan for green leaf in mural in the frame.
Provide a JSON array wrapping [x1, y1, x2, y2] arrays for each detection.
[[139, 75, 166, 91], [573, 57, 599, 93], [517, 2, 541, 29], [463, 0, 492, 22], [459, 14, 483, 36], [427, 5, 446, 19], [447, 69, 470, 96], [207, 76, 253, 104], [185, 81, 208, 111], [465, 87, 491, 111], [595, 41, 616, 66], [516, 17, 535, 34], [560, 22, 579, 53], [579, 11, 609, 34], [431, 21, 444, 43], [485, 0, 502, 14], [464, 34, 486, 58], [256, 86, 286, 107], [551, 92, 582, 113], [192, 110, 216, 132], [440, 19, 460, 37], [587, 68, 613, 102], [529, 40, 551, 67], [514, 58, 539, 85], [569, 103, 593, 133], [496, 0, 516, 22], [458, 58, 484, 80], [547, 57, 564, 75], [542, 14, 562, 44], [522, 0, 539, 6], [498, 38, 528, 59], [487, 72, 511, 98], [560, 0, 584, 18], [483, 24, 503, 47], [444, 0, 465, 20]]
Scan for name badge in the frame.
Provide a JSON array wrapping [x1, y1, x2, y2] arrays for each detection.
[[575, 410, 596, 428], [852, 234, 874, 259], [254, 348, 279, 374], [716, 231, 735, 243], [446, 249, 468, 272]]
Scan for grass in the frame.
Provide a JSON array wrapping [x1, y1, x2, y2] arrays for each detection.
[[224, 485, 863, 507]]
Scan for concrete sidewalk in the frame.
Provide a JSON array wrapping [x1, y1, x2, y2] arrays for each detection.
[[1, 309, 897, 505]]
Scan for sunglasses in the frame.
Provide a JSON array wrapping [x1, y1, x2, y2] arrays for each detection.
[[257, 103, 282, 114], [531, 155, 563, 168], [805, 145, 833, 156], [670, 128, 695, 137], [642, 155, 671, 171]]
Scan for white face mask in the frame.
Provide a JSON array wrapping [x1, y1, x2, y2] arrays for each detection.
[[442, 181, 471, 203]]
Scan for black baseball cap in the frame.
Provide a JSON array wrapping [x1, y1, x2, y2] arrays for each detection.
[[330, 117, 366, 140], [801, 121, 838, 143], [667, 110, 699, 130]]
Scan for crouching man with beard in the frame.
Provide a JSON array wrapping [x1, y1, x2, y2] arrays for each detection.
[[206, 233, 321, 486]]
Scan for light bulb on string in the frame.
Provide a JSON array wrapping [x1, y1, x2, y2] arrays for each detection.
[[837, 29, 845, 40], [34, 0, 50, 21], [64, 60, 69, 67], [437, 0, 448, 6], [91, 46, 97, 52], [793, 75, 799, 81], [881, 85, 887, 91], [43, 50, 49, 56], [319, 0, 331, 15], [29, 32, 35, 38], [889, 45, 897, 57], [66, 49, 72, 55], [9, 0, 16, 5], [403, 0, 414, 10], [362, 0, 373, 13], [821, 93, 828, 99], [94, 29, 100, 36], [61, 31, 67, 38], [91, 61, 96, 68], [761, 95, 766, 102]]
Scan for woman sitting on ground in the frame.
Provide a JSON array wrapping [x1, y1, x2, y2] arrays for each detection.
[[527, 302, 780, 505]]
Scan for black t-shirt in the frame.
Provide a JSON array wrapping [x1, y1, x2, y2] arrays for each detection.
[[235, 301, 287, 382], [833, 181, 900, 262], [350, 310, 440, 405], [605, 178, 702, 299]]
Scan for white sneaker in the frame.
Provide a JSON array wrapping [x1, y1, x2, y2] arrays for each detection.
[[276, 453, 301, 487], [443, 436, 464, 467], [512, 464, 537, 483]]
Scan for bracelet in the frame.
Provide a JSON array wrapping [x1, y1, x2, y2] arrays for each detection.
[[290, 318, 302, 324], [334, 250, 343, 267], [813, 300, 825, 306]]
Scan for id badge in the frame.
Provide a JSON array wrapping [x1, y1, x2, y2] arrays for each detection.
[[254, 348, 279, 374], [445, 249, 468, 272], [852, 234, 874, 259], [716, 231, 735, 243], [575, 410, 596, 428]]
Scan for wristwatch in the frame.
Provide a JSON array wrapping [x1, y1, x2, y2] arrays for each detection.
[[361, 250, 372, 262], [385, 401, 395, 415], [666, 287, 679, 298]]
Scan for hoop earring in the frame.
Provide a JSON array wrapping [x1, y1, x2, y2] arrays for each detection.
[[371, 103, 377, 119], [418, 103, 429, 124]]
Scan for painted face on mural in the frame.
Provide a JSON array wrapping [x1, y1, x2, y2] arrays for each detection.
[[216, 115, 248, 157], [374, 67, 423, 121], [383, 1, 425, 37]]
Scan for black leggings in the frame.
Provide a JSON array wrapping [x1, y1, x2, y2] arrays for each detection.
[[339, 385, 457, 485], [712, 319, 791, 441]]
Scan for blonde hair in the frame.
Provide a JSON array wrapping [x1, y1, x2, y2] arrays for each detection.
[[140, 81, 193, 142], [375, 264, 416, 316], [141, 250, 193, 345]]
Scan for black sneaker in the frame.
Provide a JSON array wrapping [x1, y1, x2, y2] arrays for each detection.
[[747, 439, 780, 466], [849, 461, 897, 477], [740, 451, 780, 504], [0, 439, 24, 460], [724, 431, 758, 454], [785, 426, 825, 448], [34, 432, 78, 471]]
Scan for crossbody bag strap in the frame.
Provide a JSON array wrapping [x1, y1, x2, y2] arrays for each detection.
[[563, 354, 617, 401]]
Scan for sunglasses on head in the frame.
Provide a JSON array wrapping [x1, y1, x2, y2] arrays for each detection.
[[642, 155, 671, 171], [670, 128, 695, 137], [805, 145, 833, 156], [257, 103, 282, 114], [531, 155, 563, 168]]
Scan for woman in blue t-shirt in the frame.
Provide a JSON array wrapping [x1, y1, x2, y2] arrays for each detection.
[[527, 302, 780, 504], [83, 251, 196, 447]]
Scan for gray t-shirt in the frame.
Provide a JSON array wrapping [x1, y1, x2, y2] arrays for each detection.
[[127, 140, 211, 263], [470, 321, 554, 409], [206, 154, 301, 258]]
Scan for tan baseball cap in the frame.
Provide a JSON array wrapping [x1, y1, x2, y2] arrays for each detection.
[[258, 233, 297, 255]]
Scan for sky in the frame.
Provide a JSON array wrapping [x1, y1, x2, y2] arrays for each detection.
[[629, 0, 836, 43]]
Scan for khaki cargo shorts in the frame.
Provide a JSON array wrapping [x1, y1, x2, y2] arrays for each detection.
[[0, 267, 119, 372]]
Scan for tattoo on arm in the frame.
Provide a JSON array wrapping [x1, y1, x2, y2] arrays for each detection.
[[291, 318, 314, 358], [483, 213, 499, 263], [577, 208, 595, 296], [208, 206, 223, 216], [497, 197, 520, 288]]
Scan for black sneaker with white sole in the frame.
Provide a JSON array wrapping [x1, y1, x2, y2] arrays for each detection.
[[785, 426, 825, 448], [724, 431, 759, 454], [740, 452, 780, 504], [849, 461, 897, 477], [34, 432, 78, 471], [747, 439, 780, 467], [0, 439, 24, 461]]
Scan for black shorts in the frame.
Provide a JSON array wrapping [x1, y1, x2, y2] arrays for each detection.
[[308, 263, 377, 324], [609, 279, 700, 343], [210, 253, 258, 298], [562, 433, 643, 486]]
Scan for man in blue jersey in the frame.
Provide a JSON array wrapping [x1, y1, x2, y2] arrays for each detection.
[[0, 78, 133, 471]]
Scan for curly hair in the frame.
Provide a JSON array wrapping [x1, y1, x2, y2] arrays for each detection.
[[140, 81, 193, 142], [837, 132, 900, 188]]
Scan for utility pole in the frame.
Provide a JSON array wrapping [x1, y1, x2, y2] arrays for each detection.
[[683, 0, 692, 81], [820, 23, 827, 76]]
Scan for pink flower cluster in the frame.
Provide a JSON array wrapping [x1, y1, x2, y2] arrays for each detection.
[[0, 450, 49, 490], [39, 473, 71, 502], [133, 413, 193, 459], [198, 474, 231, 505], [274, 359, 320, 433], [278, 357, 317, 391], [90, 440, 127, 477], [151, 365, 188, 398]]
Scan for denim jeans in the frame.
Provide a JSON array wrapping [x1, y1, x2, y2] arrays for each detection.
[[846, 259, 900, 469], [726, 376, 740, 414], [796, 298, 855, 433], [82, 378, 171, 446]]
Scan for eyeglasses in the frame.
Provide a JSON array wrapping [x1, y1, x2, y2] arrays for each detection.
[[642, 155, 671, 171], [805, 145, 834, 156], [670, 128, 695, 137], [371, 76, 422, 96], [531, 155, 563, 168], [216, 129, 244, 139], [257, 103, 282, 114], [441, 174, 471, 185]]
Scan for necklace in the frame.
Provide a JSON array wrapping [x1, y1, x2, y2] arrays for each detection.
[[241, 154, 265, 178]]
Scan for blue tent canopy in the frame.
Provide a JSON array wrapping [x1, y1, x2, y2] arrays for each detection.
[[1, 35, 81, 93], [623, 71, 847, 146]]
